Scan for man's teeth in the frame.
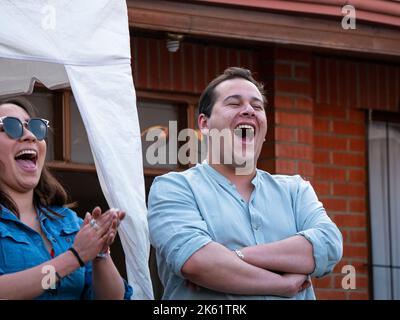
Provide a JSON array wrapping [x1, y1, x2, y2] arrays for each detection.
[[234, 124, 255, 140], [15, 150, 37, 158], [235, 124, 254, 131]]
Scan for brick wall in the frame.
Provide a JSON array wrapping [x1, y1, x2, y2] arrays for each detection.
[[258, 48, 314, 181], [313, 103, 369, 299]]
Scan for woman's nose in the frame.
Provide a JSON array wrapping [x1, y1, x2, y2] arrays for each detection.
[[20, 126, 37, 142]]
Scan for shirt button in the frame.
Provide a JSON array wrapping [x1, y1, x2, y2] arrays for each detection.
[[52, 238, 57, 243], [253, 224, 259, 230]]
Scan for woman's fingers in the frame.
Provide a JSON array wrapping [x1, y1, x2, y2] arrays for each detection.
[[118, 211, 126, 222], [96, 214, 114, 237], [82, 212, 91, 227], [91, 206, 102, 220]]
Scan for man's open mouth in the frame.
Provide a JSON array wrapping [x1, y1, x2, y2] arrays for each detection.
[[234, 124, 255, 140]]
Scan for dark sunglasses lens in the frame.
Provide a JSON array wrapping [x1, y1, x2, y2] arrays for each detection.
[[3, 117, 23, 139], [28, 119, 48, 140]]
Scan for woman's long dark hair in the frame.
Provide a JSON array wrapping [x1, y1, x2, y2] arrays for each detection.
[[0, 96, 72, 218]]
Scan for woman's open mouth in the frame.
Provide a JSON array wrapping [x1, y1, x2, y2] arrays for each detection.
[[14, 149, 38, 171]]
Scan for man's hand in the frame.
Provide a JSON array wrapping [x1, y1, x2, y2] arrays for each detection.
[[280, 273, 311, 297]]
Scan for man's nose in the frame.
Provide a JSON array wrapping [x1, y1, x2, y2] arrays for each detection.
[[240, 103, 255, 116]]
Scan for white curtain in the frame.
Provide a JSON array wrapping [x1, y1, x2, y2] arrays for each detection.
[[368, 122, 400, 300]]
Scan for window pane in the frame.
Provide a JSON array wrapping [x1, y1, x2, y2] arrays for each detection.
[[369, 122, 400, 300], [26, 91, 55, 161], [138, 100, 183, 169], [70, 95, 94, 164]]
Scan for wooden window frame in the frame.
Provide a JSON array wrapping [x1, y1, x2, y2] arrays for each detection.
[[45, 88, 200, 177]]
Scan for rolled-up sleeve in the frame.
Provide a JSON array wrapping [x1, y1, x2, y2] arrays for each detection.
[[148, 174, 212, 277], [293, 176, 343, 278]]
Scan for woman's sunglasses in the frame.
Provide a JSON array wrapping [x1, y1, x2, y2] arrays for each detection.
[[0, 116, 49, 141]]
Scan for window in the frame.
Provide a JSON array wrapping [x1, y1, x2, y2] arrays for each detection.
[[368, 121, 400, 299]]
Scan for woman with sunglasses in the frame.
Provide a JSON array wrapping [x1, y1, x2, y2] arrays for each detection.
[[0, 97, 132, 299]]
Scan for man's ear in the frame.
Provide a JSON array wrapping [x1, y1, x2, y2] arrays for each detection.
[[198, 113, 209, 136]]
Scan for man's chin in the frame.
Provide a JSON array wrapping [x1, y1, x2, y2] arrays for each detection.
[[232, 153, 256, 175]]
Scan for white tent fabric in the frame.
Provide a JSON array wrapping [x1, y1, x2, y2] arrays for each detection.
[[0, 0, 153, 299]]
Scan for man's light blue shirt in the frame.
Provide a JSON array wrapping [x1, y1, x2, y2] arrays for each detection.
[[148, 162, 343, 300]]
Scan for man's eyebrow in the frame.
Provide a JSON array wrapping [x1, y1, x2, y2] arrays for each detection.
[[222, 95, 263, 103]]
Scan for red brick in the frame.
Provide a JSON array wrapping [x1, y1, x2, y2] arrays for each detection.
[[276, 144, 313, 160], [348, 169, 366, 183], [333, 214, 366, 228], [348, 292, 369, 300], [294, 65, 311, 80], [333, 261, 368, 275], [348, 138, 365, 152], [298, 161, 314, 177], [295, 97, 313, 111], [315, 135, 347, 150], [314, 181, 330, 196], [297, 129, 313, 144], [317, 58, 328, 104], [275, 79, 311, 95], [349, 199, 366, 213], [333, 121, 365, 136], [275, 160, 297, 174], [274, 95, 294, 109], [275, 127, 296, 141], [349, 230, 367, 243], [275, 111, 313, 127], [315, 107, 346, 119], [334, 275, 368, 290], [314, 150, 330, 164], [328, 59, 338, 107], [341, 229, 349, 242], [343, 245, 368, 258], [346, 109, 366, 123], [275, 63, 292, 78], [333, 152, 365, 167], [322, 198, 347, 212], [333, 260, 353, 272], [314, 119, 331, 132], [333, 183, 365, 197], [313, 276, 332, 289], [316, 290, 347, 300], [315, 167, 346, 181]]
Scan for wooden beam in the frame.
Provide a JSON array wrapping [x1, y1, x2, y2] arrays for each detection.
[[127, 0, 400, 58]]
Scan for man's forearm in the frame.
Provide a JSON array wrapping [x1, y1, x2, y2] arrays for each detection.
[[181, 241, 304, 297], [240, 235, 315, 274]]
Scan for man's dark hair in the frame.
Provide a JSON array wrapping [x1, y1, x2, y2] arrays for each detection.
[[198, 67, 267, 118], [0, 96, 71, 218]]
